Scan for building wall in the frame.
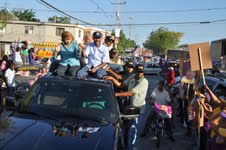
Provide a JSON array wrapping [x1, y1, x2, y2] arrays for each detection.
[[211, 40, 222, 62], [0, 21, 110, 57]]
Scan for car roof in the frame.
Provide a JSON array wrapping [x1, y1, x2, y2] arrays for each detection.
[[39, 73, 113, 86], [205, 76, 226, 85]]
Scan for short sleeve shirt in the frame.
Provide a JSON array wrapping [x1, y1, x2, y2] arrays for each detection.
[[124, 74, 149, 113], [151, 88, 171, 105], [5, 68, 16, 87], [85, 43, 110, 68]]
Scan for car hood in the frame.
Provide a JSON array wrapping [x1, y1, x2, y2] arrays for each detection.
[[0, 116, 117, 150]]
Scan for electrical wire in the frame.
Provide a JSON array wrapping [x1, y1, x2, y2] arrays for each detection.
[[37, 0, 95, 25], [2, 6, 226, 14]]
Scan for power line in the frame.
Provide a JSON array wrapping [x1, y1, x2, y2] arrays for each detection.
[[37, 0, 95, 25], [89, 0, 112, 18], [2, 6, 226, 14], [79, 19, 226, 26]]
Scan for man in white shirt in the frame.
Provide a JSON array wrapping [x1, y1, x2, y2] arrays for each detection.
[[140, 80, 175, 142], [77, 32, 110, 79], [5, 63, 16, 97]]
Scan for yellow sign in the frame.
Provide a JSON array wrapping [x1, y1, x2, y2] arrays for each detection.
[[37, 50, 53, 59]]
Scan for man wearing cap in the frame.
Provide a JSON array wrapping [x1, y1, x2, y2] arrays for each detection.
[[105, 36, 114, 51], [107, 48, 124, 73], [77, 31, 110, 79], [105, 60, 134, 82], [104, 64, 148, 150], [166, 66, 175, 86]]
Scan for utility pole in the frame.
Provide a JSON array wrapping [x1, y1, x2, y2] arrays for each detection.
[[112, 0, 126, 49]]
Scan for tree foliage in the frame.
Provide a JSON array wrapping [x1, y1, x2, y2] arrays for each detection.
[[12, 9, 39, 22], [48, 16, 71, 24], [0, 8, 15, 29], [112, 30, 136, 53], [143, 27, 183, 55]]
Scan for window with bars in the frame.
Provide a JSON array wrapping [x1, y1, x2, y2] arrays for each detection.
[[25, 26, 33, 34], [56, 28, 65, 36]]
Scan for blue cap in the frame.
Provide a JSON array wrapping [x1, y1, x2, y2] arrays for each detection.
[[93, 32, 102, 38]]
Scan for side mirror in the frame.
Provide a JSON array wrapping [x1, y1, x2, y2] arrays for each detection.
[[121, 106, 140, 120]]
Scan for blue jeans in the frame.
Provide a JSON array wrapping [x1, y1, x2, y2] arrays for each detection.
[[127, 114, 143, 150], [7, 86, 15, 97], [108, 64, 124, 72], [77, 65, 107, 79], [23, 55, 29, 64]]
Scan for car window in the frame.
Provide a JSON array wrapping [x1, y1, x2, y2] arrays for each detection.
[[21, 80, 117, 121], [214, 84, 226, 98], [198, 78, 217, 89]]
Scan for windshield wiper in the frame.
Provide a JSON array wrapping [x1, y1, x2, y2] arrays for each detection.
[[63, 114, 109, 124], [19, 111, 60, 122]]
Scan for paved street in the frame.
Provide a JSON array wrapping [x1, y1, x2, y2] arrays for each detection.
[[135, 75, 192, 150]]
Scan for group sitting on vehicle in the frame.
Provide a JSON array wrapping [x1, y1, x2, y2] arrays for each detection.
[[2, 30, 226, 150]]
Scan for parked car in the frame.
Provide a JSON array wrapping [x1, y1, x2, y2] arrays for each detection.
[[14, 82, 30, 101], [1, 74, 140, 150], [198, 76, 226, 98], [144, 63, 162, 75]]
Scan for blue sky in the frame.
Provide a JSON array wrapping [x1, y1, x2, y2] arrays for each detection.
[[1, 0, 226, 46]]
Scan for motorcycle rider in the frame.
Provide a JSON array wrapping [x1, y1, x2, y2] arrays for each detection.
[[140, 80, 175, 142]]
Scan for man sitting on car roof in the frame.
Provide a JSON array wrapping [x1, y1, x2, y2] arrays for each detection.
[[77, 32, 110, 79]]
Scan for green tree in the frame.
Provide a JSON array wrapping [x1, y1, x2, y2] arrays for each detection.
[[48, 16, 71, 24], [143, 27, 183, 55], [12, 9, 39, 22], [178, 43, 188, 49], [112, 30, 136, 53], [0, 8, 14, 29]]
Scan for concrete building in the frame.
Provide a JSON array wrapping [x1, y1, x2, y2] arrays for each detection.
[[0, 20, 110, 58]]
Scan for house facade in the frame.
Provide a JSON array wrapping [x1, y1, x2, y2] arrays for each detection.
[[0, 21, 110, 58]]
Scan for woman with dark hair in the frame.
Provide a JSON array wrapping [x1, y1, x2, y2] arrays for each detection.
[[0, 55, 8, 75], [53, 31, 80, 76]]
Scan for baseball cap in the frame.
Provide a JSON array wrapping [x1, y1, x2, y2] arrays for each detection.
[[135, 64, 144, 73], [93, 32, 102, 38], [110, 48, 117, 54], [168, 67, 174, 70], [105, 36, 114, 42], [126, 60, 134, 68]]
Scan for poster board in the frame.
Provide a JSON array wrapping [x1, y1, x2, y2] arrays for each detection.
[[188, 42, 212, 71]]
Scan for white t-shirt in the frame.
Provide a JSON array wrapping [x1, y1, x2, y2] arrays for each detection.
[[5, 68, 16, 87], [151, 88, 171, 105], [5, 49, 14, 60]]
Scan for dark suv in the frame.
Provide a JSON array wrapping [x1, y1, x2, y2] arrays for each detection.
[[1, 74, 139, 150]]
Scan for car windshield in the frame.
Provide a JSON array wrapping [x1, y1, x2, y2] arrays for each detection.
[[20, 80, 117, 122]]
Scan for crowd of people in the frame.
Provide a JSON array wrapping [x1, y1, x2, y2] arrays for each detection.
[[0, 30, 226, 150]]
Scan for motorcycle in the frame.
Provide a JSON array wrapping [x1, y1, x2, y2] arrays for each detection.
[[152, 103, 172, 148]]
